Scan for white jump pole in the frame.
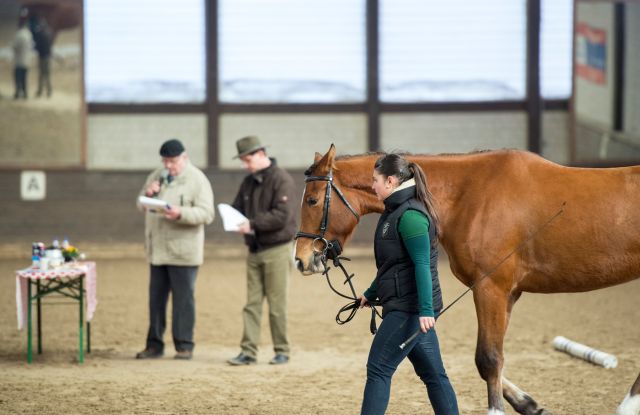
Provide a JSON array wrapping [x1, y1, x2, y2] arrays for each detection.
[[552, 336, 618, 369]]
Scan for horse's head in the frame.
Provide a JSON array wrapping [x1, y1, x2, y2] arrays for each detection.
[[294, 145, 361, 275]]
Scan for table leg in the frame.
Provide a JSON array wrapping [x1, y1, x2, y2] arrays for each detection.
[[87, 322, 91, 354], [37, 279, 42, 354], [79, 276, 84, 363], [27, 280, 32, 364]]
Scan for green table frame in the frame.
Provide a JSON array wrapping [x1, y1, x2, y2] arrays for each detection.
[[26, 275, 91, 363]]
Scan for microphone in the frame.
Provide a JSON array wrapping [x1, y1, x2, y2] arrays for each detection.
[[151, 169, 169, 197]]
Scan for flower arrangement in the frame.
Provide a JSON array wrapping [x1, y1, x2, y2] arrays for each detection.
[[62, 245, 80, 262]]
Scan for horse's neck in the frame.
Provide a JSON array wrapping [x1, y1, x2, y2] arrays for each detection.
[[335, 156, 382, 215], [335, 153, 483, 224]]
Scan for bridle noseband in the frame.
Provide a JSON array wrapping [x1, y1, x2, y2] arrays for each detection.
[[295, 169, 360, 260]]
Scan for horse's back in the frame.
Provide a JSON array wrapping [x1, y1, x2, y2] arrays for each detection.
[[434, 150, 640, 293]]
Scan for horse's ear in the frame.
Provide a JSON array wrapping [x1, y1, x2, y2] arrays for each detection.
[[314, 152, 322, 163], [317, 144, 337, 171]]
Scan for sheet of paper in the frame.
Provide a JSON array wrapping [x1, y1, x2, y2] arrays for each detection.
[[138, 195, 170, 212], [218, 203, 250, 232]]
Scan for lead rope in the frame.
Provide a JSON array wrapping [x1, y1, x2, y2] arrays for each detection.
[[320, 253, 382, 334]]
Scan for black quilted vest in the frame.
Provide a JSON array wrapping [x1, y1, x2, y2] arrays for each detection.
[[373, 186, 443, 317]]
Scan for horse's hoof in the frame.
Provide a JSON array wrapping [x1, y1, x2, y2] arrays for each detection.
[[617, 393, 640, 415]]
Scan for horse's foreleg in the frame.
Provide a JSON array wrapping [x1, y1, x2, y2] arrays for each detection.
[[617, 373, 640, 415], [502, 376, 552, 415], [474, 283, 552, 415], [473, 284, 510, 414]]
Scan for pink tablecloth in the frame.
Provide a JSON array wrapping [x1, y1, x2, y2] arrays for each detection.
[[15, 262, 97, 330]]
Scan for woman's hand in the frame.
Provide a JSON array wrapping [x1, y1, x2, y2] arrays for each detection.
[[359, 296, 369, 308], [419, 316, 435, 333]]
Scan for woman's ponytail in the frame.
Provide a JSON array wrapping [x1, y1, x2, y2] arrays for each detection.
[[408, 162, 440, 238]]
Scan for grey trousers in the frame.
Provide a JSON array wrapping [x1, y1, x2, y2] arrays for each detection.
[[240, 242, 292, 358], [146, 265, 198, 352]]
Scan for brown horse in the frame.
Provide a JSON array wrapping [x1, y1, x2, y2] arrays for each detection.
[[21, 0, 81, 40], [294, 145, 640, 415]]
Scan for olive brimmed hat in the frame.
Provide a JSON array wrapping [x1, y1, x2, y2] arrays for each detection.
[[233, 135, 267, 159]]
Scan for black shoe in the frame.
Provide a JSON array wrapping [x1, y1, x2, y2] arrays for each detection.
[[174, 350, 193, 360], [227, 353, 257, 366], [269, 354, 289, 365], [135, 348, 163, 359]]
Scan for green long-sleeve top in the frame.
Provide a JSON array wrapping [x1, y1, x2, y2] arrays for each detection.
[[364, 209, 434, 317]]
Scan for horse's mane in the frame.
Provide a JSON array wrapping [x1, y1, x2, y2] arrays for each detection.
[[337, 149, 495, 160], [431, 149, 494, 157], [304, 149, 503, 175]]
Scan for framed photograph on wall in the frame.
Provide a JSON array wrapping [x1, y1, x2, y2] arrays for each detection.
[[0, 0, 84, 168]]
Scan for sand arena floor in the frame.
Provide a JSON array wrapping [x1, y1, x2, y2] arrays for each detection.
[[1, 248, 639, 414]]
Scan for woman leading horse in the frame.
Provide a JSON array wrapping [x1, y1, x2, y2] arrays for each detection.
[[358, 153, 459, 414], [295, 145, 640, 415]]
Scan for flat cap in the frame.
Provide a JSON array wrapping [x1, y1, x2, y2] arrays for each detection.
[[159, 139, 185, 157]]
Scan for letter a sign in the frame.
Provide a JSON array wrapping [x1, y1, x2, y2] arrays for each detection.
[[21, 171, 46, 201]]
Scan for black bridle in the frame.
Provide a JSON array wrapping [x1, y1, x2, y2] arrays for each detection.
[[295, 169, 360, 259], [295, 169, 382, 333]]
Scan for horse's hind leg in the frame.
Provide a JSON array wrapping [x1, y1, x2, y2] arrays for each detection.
[[617, 373, 640, 415]]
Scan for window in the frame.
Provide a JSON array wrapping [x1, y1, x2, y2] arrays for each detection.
[[541, 0, 574, 99], [219, 0, 366, 103], [85, 0, 205, 103], [380, 0, 527, 102]]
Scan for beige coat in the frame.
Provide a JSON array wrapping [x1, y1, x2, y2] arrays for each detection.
[[13, 26, 33, 68], [138, 161, 214, 266]]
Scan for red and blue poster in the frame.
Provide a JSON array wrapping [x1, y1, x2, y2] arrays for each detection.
[[576, 23, 607, 85]]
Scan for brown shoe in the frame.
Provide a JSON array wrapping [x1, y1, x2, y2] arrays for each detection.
[[174, 350, 193, 360], [135, 348, 163, 359]]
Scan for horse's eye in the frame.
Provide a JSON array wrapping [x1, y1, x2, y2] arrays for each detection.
[[307, 197, 318, 206]]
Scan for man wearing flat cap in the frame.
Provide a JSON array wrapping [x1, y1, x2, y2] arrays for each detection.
[[135, 138, 215, 360], [227, 135, 297, 366]]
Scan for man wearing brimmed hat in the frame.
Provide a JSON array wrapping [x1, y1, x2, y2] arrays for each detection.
[[227, 135, 297, 366], [135, 138, 215, 361]]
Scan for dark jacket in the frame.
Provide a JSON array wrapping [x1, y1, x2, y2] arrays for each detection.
[[373, 186, 442, 317], [232, 159, 297, 252], [29, 18, 52, 57]]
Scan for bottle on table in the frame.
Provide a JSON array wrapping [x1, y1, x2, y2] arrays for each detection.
[[31, 243, 41, 268]]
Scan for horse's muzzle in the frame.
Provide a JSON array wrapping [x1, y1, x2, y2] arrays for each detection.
[[295, 253, 324, 275]]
